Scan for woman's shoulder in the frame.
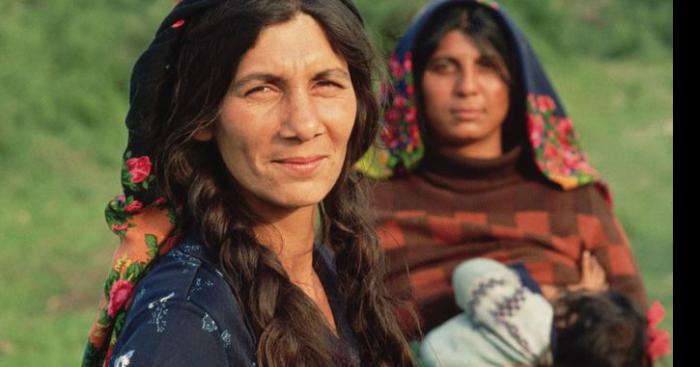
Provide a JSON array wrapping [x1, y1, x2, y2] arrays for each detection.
[[517, 176, 611, 212], [109, 230, 257, 367], [127, 232, 242, 323]]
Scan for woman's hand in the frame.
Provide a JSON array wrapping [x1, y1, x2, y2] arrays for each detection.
[[568, 251, 608, 293], [541, 251, 609, 301]]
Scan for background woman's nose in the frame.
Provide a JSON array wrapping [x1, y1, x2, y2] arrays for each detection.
[[454, 68, 478, 97]]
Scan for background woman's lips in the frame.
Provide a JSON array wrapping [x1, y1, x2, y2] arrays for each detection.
[[451, 108, 484, 120]]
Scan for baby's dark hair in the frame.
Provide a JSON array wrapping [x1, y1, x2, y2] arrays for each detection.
[[552, 290, 651, 367]]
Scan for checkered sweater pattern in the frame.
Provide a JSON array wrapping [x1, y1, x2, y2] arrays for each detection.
[[369, 147, 647, 336]]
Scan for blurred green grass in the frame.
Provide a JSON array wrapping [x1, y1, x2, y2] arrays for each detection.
[[0, 0, 672, 366]]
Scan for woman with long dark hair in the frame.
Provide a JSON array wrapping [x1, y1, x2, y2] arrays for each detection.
[[82, 1, 415, 366]]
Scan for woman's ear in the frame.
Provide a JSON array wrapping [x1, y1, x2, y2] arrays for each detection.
[[193, 124, 214, 142]]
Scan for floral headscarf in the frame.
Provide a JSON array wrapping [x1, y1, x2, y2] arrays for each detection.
[[357, 0, 610, 201], [82, 1, 220, 365]]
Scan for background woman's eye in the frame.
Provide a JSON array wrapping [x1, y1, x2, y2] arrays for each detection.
[[429, 60, 456, 74], [477, 58, 498, 69], [478, 57, 510, 79], [478, 57, 508, 77]]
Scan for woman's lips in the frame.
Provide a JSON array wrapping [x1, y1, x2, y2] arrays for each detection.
[[272, 155, 327, 176], [451, 108, 484, 121]]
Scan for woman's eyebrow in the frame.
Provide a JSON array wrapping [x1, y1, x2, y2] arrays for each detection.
[[428, 56, 459, 66], [313, 68, 351, 81], [429, 55, 455, 62], [231, 69, 349, 91]]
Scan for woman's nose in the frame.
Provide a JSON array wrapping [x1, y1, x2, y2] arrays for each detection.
[[454, 68, 478, 97], [279, 90, 324, 142]]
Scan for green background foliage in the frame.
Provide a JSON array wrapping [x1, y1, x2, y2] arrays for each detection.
[[0, 0, 672, 365]]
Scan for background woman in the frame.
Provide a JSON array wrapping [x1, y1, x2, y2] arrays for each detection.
[[361, 0, 648, 337]]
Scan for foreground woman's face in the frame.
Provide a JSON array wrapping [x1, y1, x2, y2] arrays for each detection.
[[421, 30, 510, 154], [208, 13, 357, 213]]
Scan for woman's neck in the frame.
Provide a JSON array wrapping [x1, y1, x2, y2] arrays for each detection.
[[250, 200, 317, 284], [250, 202, 337, 333], [435, 138, 503, 162]]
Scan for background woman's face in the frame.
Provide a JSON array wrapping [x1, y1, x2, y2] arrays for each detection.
[[421, 30, 510, 152], [200, 13, 357, 213]]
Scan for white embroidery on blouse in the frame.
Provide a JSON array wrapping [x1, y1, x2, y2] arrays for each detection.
[[148, 292, 175, 333], [202, 313, 218, 332], [114, 350, 134, 367], [148, 292, 175, 309]]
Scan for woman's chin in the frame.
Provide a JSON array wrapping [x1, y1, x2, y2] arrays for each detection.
[[251, 182, 332, 212]]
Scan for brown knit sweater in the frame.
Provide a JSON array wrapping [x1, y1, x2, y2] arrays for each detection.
[[370, 146, 647, 337]]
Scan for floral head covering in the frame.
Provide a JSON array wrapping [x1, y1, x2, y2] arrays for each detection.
[[82, 1, 223, 365], [357, 0, 610, 201]]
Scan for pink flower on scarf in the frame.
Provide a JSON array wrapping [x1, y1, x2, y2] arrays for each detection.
[[393, 95, 407, 109], [527, 114, 545, 148], [563, 149, 581, 170], [389, 56, 404, 79], [124, 200, 144, 213], [153, 196, 168, 206], [527, 93, 537, 111], [577, 160, 595, 175], [544, 144, 559, 160], [647, 301, 665, 329], [403, 53, 413, 72], [108, 280, 135, 319], [645, 301, 671, 361], [530, 131, 543, 149], [545, 160, 559, 174], [405, 106, 417, 123], [171, 19, 186, 29], [546, 159, 570, 176], [385, 108, 401, 123], [556, 128, 572, 150], [126, 156, 152, 184], [646, 329, 671, 361], [556, 117, 574, 137], [406, 84, 415, 97], [537, 95, 556, 112], [111, 223, 128, 232]]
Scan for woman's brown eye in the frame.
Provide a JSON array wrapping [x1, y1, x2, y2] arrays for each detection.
[[478, 58, 498, 69], [317, 80, 341, 89], [478, 58, 509, 81], [430, 61, 455, 74], [246, 85, 273, 96]]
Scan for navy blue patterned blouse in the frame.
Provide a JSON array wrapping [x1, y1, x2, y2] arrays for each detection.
[[108, 229, 361, 367]]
